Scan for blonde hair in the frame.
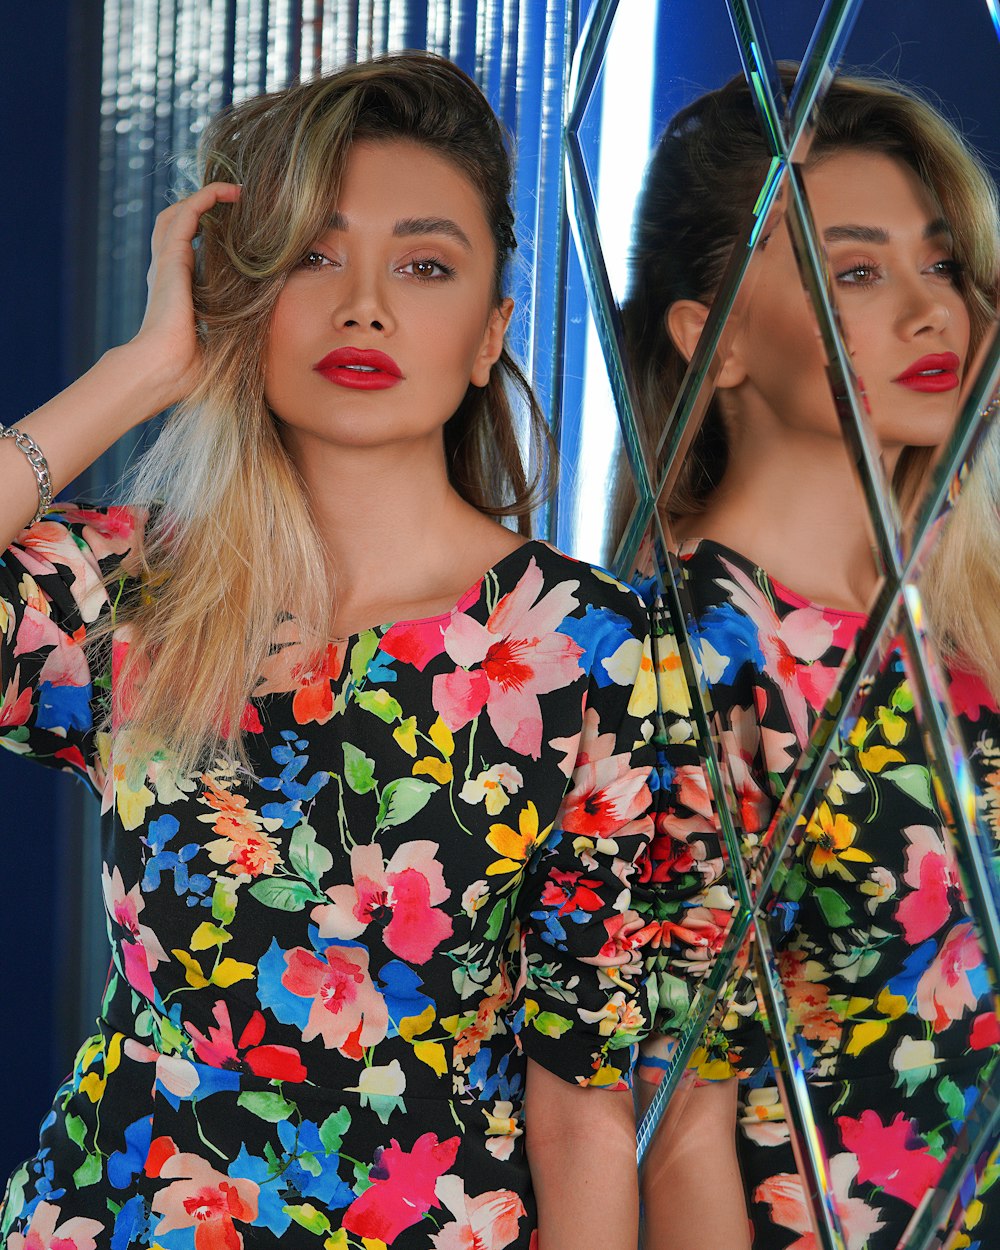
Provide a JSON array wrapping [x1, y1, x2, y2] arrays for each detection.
[[108, 52, 552, 773], [622, 64, 1000, 522], [924, 417, 1000, 699]]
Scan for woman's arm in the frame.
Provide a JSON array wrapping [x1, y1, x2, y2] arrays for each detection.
[[525, 1058, 639, 1250], [638, 1076, 750, 1250], [0, 182, 240, 551]]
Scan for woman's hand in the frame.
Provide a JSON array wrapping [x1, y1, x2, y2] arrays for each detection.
[[130, 182, 242, 409]]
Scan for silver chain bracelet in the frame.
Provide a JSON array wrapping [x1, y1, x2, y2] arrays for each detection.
[[1, 424, 53, 526]]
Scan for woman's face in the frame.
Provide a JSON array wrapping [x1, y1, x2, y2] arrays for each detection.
[[724, 149, 972, 457], [265, 138, 510, 457]]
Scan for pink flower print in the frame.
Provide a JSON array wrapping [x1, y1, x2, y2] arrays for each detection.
[[431, 1175, 526, 1250], [55, 504, 139, 561], [948, 662, 998, 722], [102, 865, 167, 1001], [718, 557, 835, 743], [15, 518, 108, 624], [7, 1201, 104, 1250], [837, 1109, 945, 1206], [151, 1151, 259, 1250], [917, 921, 986, 1030], [312, 841, 454, 965], [896, 824, 958, 944], [549, 705, 617, 778], [432, 557, 583, 759], [754, 1153, 885, 1250], [0, 664, 32, 730], [281, 944, 389, 1056], [559, 752, 651, 841], [381, 616, 450, 671], [342, 1132, 460, 1244]]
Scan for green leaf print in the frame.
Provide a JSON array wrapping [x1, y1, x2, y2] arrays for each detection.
[[237, 1090, 296, 1122], [248, 877, 316, 911], [72, 1152, 102, 1189], [532, 1010, 574, 1038], [350, 630, 380, 683], [65, 1113, 87, 1150], [212, 877, 238, 925], [813, 887, 852, 928], [356, 688, 403, 723], [289, 823, 334, 885], [319, 1106, 352, 1153], [484, 899, 508, 941], [882, 764, 935, 810], [284, 1204, 331, 1235], [376, 777, 437, 828], [343, 742, 377, 795], [937, 1075, 966, 1122]]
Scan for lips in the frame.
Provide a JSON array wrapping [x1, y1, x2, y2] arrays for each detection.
[[313, 347, 403, 391], [892, 352, 961, 394]]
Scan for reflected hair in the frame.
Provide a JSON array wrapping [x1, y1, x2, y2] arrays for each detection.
[[622, 63, 1000, 521], [924, 417, 1000, 699], [108, 52, 553, 772]]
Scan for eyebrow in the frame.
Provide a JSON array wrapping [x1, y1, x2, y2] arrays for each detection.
[[325, 211, 472, 250], [823, 217, 952, 245]]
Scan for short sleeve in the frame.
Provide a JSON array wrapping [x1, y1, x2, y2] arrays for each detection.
[[511, 596, 656, 1090], [0, 504, 139, 792]]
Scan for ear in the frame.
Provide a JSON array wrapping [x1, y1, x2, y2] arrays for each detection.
[[666, 299, 747, 389], [471, 297, 514, 387]]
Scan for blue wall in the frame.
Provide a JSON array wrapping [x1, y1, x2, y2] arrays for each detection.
[[0, 0, 92, 1178]]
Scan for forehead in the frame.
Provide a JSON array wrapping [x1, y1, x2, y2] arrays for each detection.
[[803, 150, 942, 230], [331, 139, 489, 231]]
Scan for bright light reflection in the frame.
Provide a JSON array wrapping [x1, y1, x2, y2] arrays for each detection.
[[573, 0, 656, 567]]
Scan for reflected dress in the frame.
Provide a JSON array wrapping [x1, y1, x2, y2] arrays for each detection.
[[638, 539, 1000, 1249], [0, 505, 655, 1250]]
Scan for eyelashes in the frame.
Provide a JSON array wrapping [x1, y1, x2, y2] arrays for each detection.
[[297, 251, 457, 281], [833, 257, 965, 287]]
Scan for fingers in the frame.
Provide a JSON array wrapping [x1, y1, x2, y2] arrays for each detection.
[[150, 182, 242, 252]]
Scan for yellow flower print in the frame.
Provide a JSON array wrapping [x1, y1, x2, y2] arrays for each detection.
[[392, 717, 418, 757], [805, 802, 873, 880], [486, 801, 553, 876], [656, 633, 693, 717], [460, 763, 524, 815], [113, 763, 156, 831], [857, 744, 906, 773], [876, 703, 907, 746], [428, 716, 454, 758]]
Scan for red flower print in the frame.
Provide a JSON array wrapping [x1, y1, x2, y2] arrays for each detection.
[[342, 1132, 460, 1244], [313, 841, 453, 965], [970, 1009, 1000, 1049], [185, 1000, 306, 1082], [559, 753, 651, 839], [151, 1152, 259, 1250], [432, 557, 583, 759], [539, 869, 604, 917], [837, 1109, 945, 1206], [281, 944, 389, 1056], [381, 617, 450, 671], [917, 921, 986, 1030]]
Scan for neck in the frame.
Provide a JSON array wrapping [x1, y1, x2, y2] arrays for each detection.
[[670, 423, 894, 614], [282, 426, 522, 634]]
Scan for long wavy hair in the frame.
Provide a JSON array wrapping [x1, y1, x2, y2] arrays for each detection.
[[110, 52, 553, 772], [622, 64, 1000, 522]]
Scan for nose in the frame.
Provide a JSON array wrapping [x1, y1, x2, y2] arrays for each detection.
[[896, 274, 952, 341], [332, 264, 394, 335]]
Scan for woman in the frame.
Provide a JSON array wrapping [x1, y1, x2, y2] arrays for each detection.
[[0, 53, 655, 1250], [625, 67, 1000, 1248]]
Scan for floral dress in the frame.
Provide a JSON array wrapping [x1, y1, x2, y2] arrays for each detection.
[[0, 505, 656, 1250], [637, 539, 1000, 1250]]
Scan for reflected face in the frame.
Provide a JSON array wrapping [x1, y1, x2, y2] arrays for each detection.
[[265, 139, 509, 455], [732, 150, 971, 455]]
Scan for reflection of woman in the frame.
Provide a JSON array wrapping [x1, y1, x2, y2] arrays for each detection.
[[0, 54, 656, 1249], [625, 68, 1000, 1248]]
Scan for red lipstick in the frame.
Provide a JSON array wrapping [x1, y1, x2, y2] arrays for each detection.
[[893, 352, 961, 394], [313, 347, 403, 391]]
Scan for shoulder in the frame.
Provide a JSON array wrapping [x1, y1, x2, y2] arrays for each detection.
[[513, 540, 650, 628], [10, 503, 146, 574]]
